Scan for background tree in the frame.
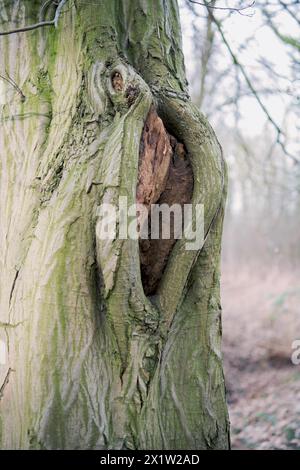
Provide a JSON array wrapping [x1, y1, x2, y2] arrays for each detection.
[[181, 0, 300, 450], [0, 0, 229, 449], [182, 0, 300, 265]]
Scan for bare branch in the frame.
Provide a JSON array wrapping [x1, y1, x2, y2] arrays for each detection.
[[188, 0, 256, 16], [54, 0, 67, 27], [0, 20, 54, 36], [39, 0, 56, 21], [262, 8, 300, 51], [206, 8, 299, 164], [0, 0, 67, 36]]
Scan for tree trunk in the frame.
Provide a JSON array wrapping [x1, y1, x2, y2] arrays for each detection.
[[0, 0, 229, 449]]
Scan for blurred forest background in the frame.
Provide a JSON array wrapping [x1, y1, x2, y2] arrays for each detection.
[[180, 0, 300, 449]]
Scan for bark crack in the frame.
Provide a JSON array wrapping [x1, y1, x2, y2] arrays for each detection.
[[9, 269, 20, 308], [0, 321, 25, 329], [0, 368, 15, 401]]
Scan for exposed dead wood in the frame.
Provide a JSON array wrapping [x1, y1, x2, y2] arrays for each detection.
[[136, 106, 173, 209], [112, 71, 124, 91], [137, 107, 194, 295]]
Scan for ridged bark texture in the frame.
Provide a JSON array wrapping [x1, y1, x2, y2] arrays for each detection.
[[0, 0, 230, 449]]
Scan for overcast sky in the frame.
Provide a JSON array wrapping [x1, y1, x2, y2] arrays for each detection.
[[179, 0, 299, 148]]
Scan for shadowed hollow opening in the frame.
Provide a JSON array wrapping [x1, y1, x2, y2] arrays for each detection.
[[137, 106, 194, 296]]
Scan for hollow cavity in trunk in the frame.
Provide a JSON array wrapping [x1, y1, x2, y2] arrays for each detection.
[[137, 106, 194, 295]]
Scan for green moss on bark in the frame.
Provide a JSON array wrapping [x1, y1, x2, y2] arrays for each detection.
[[0, 0, 229, 450]]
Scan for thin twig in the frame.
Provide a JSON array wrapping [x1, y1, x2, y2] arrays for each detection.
[[188, 0, 256, 16], [0, 20, 54, 36], [0, 0, 67, 36], [262, 8, 300, 51], [206, 9, 299, 164], [39, 0, 55, 21], [0, 73, 25, 102]]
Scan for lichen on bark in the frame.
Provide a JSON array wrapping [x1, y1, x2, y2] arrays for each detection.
[[0, 0, 229, 450]]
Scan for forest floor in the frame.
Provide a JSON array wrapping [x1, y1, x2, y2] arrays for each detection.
[[221, 264, 300, 450]]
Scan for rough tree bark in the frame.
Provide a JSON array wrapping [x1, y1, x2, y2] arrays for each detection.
[[0, 0, 229, 449]]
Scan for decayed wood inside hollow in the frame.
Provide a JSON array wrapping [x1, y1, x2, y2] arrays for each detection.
[[137, 107, 194, 295]]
